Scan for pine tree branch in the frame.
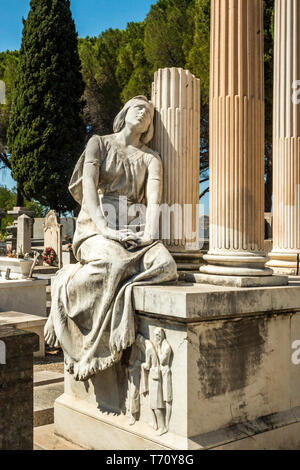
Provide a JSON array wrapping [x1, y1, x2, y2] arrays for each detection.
[[200, 187, 209, 199], [200, 177, 209, 184], [0, 151, 11, 170]]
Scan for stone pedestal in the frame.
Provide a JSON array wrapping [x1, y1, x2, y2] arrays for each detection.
[[267, 0, 300, 276], [0, 255, 34, 279], [17, 214, 33, 255], [199, 0, 278, 285], [151, 68, 202, 270], [54, 281, 300, 450], [0, 277, 47, 317], [0, 311, 47, 357], [6, 207, 34, 253], [0, 326, 39, 449]]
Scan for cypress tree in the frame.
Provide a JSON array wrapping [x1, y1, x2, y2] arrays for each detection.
[[8, 0, 85, 213]]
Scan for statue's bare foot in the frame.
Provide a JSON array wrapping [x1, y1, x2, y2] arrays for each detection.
[[151, 418, 158, 431], [129, 414, 136, 426], [157, 426, 167, 436], [44, 317, 59, 348]]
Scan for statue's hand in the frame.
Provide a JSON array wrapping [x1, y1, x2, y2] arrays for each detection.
[[135, 232, 154, 247], [101, 227, 139, 244]]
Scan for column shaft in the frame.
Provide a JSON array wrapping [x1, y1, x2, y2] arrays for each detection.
[[268, 0, 300, 275], [201, 0, 271, 276], [151, 68, 202, 270]]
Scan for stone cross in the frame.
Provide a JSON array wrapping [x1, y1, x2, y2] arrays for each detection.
[[44, 210, 63, 269]]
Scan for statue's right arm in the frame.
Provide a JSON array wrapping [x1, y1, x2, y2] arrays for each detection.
[[82, 136, 136, 243], [82, 136, 108, 236]]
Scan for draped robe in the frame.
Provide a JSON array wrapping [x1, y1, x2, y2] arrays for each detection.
[[49, 134, 178, 381]]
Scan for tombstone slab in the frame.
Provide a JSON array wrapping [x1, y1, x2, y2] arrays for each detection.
[[44, 211, 62, 269]]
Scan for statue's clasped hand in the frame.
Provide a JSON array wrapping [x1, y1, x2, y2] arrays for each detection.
[[122, 231, 154, 249], [100, 226, 153, 248]]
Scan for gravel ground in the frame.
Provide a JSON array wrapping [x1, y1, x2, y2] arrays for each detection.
[[34, 347, 64, 374]]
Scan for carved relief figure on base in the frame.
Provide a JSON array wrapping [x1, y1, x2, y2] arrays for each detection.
[[154, 327, 173, 432], [141, 329, 173, 436], [44, 96, 178, 382], [127, 334, 146, 425]]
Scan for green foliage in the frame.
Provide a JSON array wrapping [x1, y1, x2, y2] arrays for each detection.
[[0, 185, 47, 239], [116, 22, 152, 103], [185, 0, 210, 105], [144, 0, 193, 70], [0, 51, 19, 153], [7, 0, 85, 213], [79, 29, 124, 137]]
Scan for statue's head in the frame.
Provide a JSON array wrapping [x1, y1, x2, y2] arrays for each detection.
[[113, 95, 154, 144], [154, 327, 165, 344]]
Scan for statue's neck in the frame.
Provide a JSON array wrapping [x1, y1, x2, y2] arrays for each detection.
[[116, 127, 143, 149]]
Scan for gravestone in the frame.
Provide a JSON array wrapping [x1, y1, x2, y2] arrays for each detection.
[[32, 218, 45, 240], [6, 207, 34, 253], [17, 214, 33, 255], [44, 210, 62, 269]]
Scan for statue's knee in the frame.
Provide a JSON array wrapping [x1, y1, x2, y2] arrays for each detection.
[[166, 256, 177, 277]]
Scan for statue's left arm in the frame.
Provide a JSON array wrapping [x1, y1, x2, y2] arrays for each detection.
[[138, 155, 162, 246]]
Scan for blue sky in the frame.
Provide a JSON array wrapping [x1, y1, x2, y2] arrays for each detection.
[[0, 0, 157, 52], [0, 0, 209, 213], [0, 0, 157, 190]]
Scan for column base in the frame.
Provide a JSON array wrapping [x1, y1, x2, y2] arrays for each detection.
[[187, 272, 288, 288], [172, 251, 203, 271], [201, 252, 273, 277], [267, 252, 300, 276], [196, 252, 289, 287]]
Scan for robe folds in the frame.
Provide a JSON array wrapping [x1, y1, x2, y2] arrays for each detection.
[[49, 134, 178, 381]]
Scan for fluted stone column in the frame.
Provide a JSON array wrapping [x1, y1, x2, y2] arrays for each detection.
[[151, 68, 202, 270], [199, 0, 285, 286], [267, 0, 300, 275]]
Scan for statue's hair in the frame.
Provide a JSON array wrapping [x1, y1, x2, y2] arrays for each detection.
[[154, 327, 166, 339], [113, 95, 154, 144]]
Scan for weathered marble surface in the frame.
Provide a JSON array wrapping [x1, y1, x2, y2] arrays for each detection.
[[0, 278, 47, 317], [45, 95, 178, 381], [55, 281, 300, 449]]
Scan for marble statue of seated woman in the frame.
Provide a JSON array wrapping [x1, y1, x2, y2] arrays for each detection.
[[44, 95, 178, 381]]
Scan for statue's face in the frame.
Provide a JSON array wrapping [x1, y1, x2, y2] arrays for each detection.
[[154, 328, 163, 344], [125, 101, 152, 134]]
